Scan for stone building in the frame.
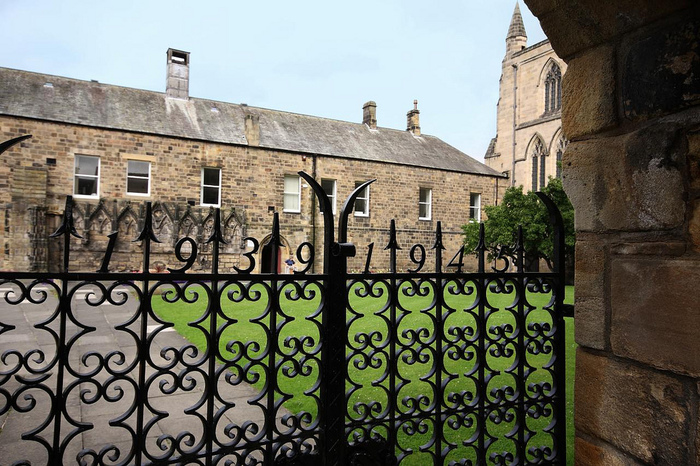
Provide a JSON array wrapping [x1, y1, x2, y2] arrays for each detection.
[[484, 3, 568, 191], [0, 49, 506, 273]]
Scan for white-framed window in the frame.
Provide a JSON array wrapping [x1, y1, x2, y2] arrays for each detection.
[[284, 175, 301, 213], [419, 187, 432, 220], [201, 167, 221, 207], [74, 155, 100, 198], [126, 160, 151, 196], [469, 193, 481, 223], [321, 179, 336, 215], [354, 181, 370, 217]]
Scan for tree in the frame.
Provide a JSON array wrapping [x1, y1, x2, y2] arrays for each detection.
[[462, 177, 575, 274]]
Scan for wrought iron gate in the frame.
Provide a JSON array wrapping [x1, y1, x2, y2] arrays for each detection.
[[0, 158, 570, 464]]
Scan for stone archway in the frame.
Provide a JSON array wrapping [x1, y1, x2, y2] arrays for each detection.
[[524, 2, 700, 464], [258, 234, 291, 274]]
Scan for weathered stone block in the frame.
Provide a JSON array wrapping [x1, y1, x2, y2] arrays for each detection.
[[623, 19, 700, 121], [574, 297, 606, 350], [574, 234, 605, 298], [563, 125, 685, 232], [562, 45, 617, 140], [575, 349, 692, 465], [689, 200, 700, 252], [688, 128, 700, 190], [609, 241, 685, 256], [575, 436, 643, 466], [573, 235, 607, 350], [697, 383, 700, 465], [523, 0, 557, 17], [611, 258, 700, 377], [532, 0, 691, 59]]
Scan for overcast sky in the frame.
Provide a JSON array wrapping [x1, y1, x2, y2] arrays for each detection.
[[1, 0, 546, 162]]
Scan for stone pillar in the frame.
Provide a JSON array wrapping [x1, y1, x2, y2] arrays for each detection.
[[524, 1, 699, 464]]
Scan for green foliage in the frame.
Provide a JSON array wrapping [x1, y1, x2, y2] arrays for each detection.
[[462, 177, 575, 270]]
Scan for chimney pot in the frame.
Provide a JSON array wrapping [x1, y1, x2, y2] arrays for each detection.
[[407, 100, 421, 136], [362, 101, 377, 129], [166, 48, 190, 100]]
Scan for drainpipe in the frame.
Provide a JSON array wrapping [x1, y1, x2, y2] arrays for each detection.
[[311, 155, 317, 273], [495, 177, 499, 206], [511, 64, 518, 187]]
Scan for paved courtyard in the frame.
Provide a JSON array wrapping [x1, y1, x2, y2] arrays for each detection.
[[0, 283, 287, 465]]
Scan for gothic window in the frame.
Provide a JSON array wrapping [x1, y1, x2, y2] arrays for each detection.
[[540, 151, 546, 189], [544, 63, 562, 114], [530, 137, 546, 191], [532, 153, 538, 191], [555, 135, 568, 179]]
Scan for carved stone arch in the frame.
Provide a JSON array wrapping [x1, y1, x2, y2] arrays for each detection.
[[178, 210, 199, 240], [71, 202, 87, 236], [258, 234, 291, 274], [116, 206, 139, 249], [151, 202, 175, 252], [200, 209, 217, 253], [223, 209, 244, 253], [88, 200, 113, 235]]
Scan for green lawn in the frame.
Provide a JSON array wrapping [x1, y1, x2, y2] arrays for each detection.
[[151, 279, 575, 465]]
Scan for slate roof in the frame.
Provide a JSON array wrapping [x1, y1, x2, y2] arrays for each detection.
[[0, 67, 504, 177]]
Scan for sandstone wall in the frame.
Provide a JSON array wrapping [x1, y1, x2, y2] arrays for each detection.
[[0, 116, 506, 273]]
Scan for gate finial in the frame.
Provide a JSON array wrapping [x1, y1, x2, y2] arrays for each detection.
[[338, 179, 375, 243], [50, 195, 82, 240], [298, 171, 334, 272], [134, 201, 161, 243]]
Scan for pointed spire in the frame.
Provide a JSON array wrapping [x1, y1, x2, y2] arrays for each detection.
[[507, 2, 527, 40]]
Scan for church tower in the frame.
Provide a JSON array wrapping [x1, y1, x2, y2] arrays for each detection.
[[484, 2, 567, 192]]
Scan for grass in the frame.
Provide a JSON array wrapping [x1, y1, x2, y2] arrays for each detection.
[[151, 279, 575, 465]]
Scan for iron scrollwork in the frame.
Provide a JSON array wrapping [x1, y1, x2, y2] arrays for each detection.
[[0, 149, 569, 465]]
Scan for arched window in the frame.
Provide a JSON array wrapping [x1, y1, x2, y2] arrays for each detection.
[[530, 137, 546, 191], [555, 135, 568, 179], [544, 63, 562, 114]]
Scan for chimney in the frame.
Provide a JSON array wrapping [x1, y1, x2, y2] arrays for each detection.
[[407, 100, 420, 136], [362, 101, 377, 129], [244, 114, 260, 146], [166, 48, 190, 100]]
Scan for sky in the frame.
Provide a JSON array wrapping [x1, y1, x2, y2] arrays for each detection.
[[1, 0, 547, 162]]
